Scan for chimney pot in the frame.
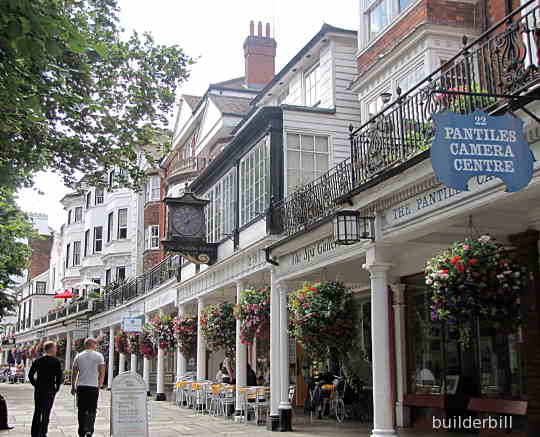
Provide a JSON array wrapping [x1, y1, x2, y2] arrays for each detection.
[[258, 21, 263, 37], [266, 23, 271, 38], [250, 20, 254, 36], [244, 20, 277, 89]]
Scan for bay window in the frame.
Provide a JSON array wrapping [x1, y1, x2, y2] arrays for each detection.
[[94, 226, 103, 253], [72, 241, 81, 266], [240, 137, 269, 227], [363, 0, 418, 44], [286, 133, 329, 194], [145, 225, 160, 250], [206, 169, 236, 243]]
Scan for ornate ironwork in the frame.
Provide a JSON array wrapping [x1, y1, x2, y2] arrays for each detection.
[[272, 159, 353, 236], [350, 0, 540, 190]]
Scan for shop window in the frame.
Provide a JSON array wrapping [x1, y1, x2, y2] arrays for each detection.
[[405, 274, 524, 398]]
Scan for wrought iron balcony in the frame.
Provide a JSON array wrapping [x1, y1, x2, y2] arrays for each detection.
[[271, 159, 353, 236], [350, 0, 540, 190], [100, 255, 180, 312]]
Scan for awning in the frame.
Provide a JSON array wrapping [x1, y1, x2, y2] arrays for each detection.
[[54, 290, 74, 299]]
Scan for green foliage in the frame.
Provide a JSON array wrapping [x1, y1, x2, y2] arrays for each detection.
[[0, 1, 194, 296]]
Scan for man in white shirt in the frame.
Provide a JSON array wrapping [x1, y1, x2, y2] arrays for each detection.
[[71, 338, 105, 437]]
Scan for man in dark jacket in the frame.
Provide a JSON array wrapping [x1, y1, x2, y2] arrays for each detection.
[[28, 341, 63, 437]]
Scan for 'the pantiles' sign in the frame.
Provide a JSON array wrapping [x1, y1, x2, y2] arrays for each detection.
[[431, 110, 533, 192]]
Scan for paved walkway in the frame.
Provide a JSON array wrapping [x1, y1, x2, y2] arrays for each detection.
[[0, 382, 470, 436]]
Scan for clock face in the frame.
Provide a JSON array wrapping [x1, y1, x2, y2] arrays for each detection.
[[171, 205, 204, 238]]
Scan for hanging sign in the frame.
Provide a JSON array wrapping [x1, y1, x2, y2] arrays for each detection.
[[111, 372, 149, 437], [121, 317, 143, 333], [431, 110, 534, 192]]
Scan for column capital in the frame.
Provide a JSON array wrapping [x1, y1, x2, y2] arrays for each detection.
[[364, 262, 393, 275], [235, 279, 246, 288], [390, 283, 406, 305]]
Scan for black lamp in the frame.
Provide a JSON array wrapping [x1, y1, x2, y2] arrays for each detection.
[[333, 211, 375, 245]]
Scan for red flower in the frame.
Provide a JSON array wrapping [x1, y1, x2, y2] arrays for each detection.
[[450, 256, 462, 265], [309, 287, 317, 291], [468, 258, 480, 265], [456, 263, 465, 273]]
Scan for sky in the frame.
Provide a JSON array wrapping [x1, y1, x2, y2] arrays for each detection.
[[16, 0, 359, 231]]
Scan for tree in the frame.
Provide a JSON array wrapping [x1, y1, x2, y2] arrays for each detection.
[[0, 0, 194, 298]]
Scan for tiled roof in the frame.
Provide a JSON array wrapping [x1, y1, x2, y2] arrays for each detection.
[[209, 94, 252, 116], [212, 76, 246, 89], [182, 94, 203, 110]]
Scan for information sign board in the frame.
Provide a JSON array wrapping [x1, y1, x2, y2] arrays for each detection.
[[121, 317, 143, 333], [110, 372, 148, 437]]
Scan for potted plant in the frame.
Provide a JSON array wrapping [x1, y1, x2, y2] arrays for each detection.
[[114, 331, 129, 354], [139, 332, 156, 359], [126, 333, 140, 355], [200, 302, 236, 358]]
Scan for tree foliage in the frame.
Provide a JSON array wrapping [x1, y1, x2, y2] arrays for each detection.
[[0, 0, 194, 301]]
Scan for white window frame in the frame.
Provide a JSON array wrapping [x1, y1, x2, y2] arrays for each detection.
[[74, 206, 83, 223], [72, 241, 81, 266], [206, 169, 236, 243], [95, 187, 104, 204], [304, 63, 320, 107], [239, 137, 269, 227], [145, 175, 160, 202], [362, 0, 418, 47], [117, 208, 127, 239], [285, 133, 330, 195], [93, 226, 103, 253], [145, 225, 160, 250]]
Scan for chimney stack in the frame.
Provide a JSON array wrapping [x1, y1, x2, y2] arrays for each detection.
[[243, 21, 277, 90]]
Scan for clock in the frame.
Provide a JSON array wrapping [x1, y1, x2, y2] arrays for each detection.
[[171, 204, 204, 238]]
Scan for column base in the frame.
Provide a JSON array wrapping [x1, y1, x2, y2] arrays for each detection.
[[278, 407, 292, 432], [267, 415, 280, 431], [155, 393, 166, 401], [370, 429, 399, 437]]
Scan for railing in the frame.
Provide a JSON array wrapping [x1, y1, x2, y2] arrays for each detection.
[[271, 159, 353, 235], [102, 255, 180, 312], [350, 1, 540, 189], [33, 300, 95, 327], [168, 156, 207, 176]]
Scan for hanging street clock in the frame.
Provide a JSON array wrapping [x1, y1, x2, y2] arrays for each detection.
[[162, 190, 218, 265]]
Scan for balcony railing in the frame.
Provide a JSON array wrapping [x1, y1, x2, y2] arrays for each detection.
[[271, 159, 353, 236], [33, 299, 95, 327], [271, 1, 540, 238], [101, 255, 180, 312], [350, 0, 540, 190], [169, 156, 206, 177]]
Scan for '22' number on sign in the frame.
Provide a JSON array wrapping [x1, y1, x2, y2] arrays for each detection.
[[474, 116, 487, 126]]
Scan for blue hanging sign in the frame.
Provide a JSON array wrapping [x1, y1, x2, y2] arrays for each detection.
[[431, 110, 534, 192]]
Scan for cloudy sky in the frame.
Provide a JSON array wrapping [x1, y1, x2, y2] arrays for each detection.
[[16, 0, 359, 231]]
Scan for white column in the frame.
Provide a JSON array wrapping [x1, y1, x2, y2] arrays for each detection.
[[367, 263, 398, 437], [235, 280, 247, 412], [142, 315, 150, 392], [156, 310, 166, 400], [278, 281, 292, 431], [130, 352, 138, 374], [196, 297, 207, 380], [391, 283, 410, 427], [176, 304, 187, 381], [252, 337, 257, 378], [119, 353, 126, 374], [269, 268, 280, 419], [65, 331, 72, 370], [108, 326, 114, 389]]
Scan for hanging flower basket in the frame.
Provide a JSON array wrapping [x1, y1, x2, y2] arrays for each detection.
[[289, 281, 357, 362], [173, 315, 198, 359], [234, 286, 270, 345], [144, 314, 176, 351], [97, 335, 109, 357], [73, 338, 86, 353], [426, 235, 527, 347], [201, 302, 236, 358], [57, 339, 66, 357], [139, 332, 157, 358], [114, 331, 129, 354], [126, 333, 140, 355]]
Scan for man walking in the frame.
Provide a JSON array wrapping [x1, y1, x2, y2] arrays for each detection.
[[28, 341, 63, 437], [71, 338, 105, 437]]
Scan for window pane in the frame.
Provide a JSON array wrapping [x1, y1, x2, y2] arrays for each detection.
[[287, 170, 300, 191], [303, 153, 315, 174], [301, 135, 314, 151], [315, 136, 329, 153], [369, 1, 389, 40], [287, 150, 300, 169], [400, 0, 413, 11], [316, 154, 329, 173]]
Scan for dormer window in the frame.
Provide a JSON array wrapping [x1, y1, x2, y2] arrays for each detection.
[[304, 64, 320, 107]]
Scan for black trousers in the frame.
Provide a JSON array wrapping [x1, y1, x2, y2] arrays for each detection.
[[31, 389, 56, 437], [77, 386, 99, 437]]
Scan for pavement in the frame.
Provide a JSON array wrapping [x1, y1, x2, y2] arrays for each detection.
[[0, 382, 472, 436]]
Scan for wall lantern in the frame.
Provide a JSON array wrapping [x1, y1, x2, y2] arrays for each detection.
[[333, 211, 375, 245]]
